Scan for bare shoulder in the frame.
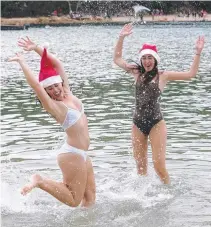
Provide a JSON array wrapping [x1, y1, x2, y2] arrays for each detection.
[[159, 70, 168, 81], [158, 71, 168, 91], [66, 92, 80, 104], [159, 70, 167, 76]]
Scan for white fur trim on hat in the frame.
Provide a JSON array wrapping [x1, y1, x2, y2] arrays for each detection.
[[40, 75, 62, 88], [139, 49, 160, 63]]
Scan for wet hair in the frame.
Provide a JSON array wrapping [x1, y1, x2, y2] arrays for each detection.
[[129, 58, 158, 84]]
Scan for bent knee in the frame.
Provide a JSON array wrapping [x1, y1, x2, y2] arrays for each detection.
[[65, 200, 80, 207], [64, 185, 84, 207], [65, 194, 83, 207]]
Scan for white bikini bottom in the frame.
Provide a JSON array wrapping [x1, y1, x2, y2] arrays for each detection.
[[57, 141, 87, 161]]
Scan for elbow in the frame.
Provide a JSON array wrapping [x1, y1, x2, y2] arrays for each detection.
[[188, 71, 197, 79], [184, 71, 197, 80], [113, 55, 117, 63], [113, 58, 118, 65], [113, 56, 120, 65], [113, 51, 121, 63]]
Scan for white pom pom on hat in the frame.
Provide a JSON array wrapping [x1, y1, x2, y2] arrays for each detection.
[[43, 42, 50, 49]]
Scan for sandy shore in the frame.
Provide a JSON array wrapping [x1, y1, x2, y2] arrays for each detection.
[[1, 14, 211, 26]]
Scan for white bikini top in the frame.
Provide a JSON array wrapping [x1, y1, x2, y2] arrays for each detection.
[[61, 102, 84, 130]]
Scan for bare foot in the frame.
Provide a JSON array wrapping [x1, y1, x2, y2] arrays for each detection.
[[21, 174, 43, 196]]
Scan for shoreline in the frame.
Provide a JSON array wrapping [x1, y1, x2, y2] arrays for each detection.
[[1, 15, 211, 30], [1, 14, 211, 26]]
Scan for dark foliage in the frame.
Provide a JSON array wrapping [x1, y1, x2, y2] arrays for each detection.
[[1, 1, 211, 18]]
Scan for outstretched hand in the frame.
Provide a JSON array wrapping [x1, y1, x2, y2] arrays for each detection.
[[119, 23, 133, 38], [8, 52, 25, 63], [18, 36, 36, 51], [195, 36, 205, 54]]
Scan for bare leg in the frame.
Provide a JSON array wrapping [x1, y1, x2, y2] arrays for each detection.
[[21, 174, 78, 206], [149, 120, 170, 184], [81, 157, 96, 207], [21, 174, 43, 195], [57, 153, 88, 206], [23, 176, 80, 206], [21, 153, 88, 207], [132, 124, 148, 175]]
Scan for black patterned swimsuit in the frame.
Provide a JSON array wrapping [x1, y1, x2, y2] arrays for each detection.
[[133, 73, 163, 135]]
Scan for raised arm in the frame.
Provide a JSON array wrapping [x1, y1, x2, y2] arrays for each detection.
[[164, 36, 205, 81], [114, 23, 138, 74], [8, 53, 55, 113], [18, 37, 70, 93]]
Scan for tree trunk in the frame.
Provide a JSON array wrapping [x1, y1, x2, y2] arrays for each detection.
[[67, 1, 72, 15]]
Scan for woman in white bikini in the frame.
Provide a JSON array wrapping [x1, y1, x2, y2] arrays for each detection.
[[8, 37, 96, 207]]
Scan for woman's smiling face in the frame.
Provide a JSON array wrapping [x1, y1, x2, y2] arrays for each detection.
[[45, 82, 64, 101], [141, 54, 156, 72]]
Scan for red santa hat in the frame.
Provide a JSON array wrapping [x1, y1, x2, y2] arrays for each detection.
[[138, 44, 160, 63], [39, 48, 62, 88]]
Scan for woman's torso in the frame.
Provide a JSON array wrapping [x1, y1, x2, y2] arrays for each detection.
[[133, 72, 163, 121], [51, 93, 90, 150]]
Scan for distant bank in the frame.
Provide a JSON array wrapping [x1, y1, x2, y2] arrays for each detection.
[[1, 14, 211, 30]]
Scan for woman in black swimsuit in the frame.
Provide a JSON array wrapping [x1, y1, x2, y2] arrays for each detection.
[[113, 23, 205, 184]]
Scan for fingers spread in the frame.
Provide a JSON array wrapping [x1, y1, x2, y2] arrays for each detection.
[[17, 41, 26, 46], [21, 37, 28, 42], [8, 57, 16, 62]]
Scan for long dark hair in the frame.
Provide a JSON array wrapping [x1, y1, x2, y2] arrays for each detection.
[[130, 59, 158, 84]]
